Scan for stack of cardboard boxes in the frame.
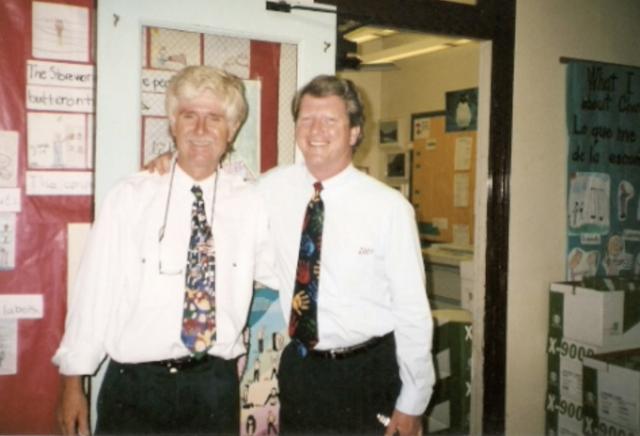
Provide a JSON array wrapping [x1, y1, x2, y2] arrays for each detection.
[[547, 277, 640, 435], [424, 309, 473, 435]]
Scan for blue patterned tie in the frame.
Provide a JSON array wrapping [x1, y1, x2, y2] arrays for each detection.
[[289, 182, 323, 356], [181, 185, 216, 358]]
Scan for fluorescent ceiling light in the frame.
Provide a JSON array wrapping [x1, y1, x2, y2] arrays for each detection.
[[343, 27, 397, 44], [360, 38, 471, 64]]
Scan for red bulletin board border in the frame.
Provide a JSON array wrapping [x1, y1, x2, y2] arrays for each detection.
[[0, 0, 94, 434]]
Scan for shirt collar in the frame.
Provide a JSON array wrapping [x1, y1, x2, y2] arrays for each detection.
[[172, 159, 220, 195], [303, 163, 356, 192]]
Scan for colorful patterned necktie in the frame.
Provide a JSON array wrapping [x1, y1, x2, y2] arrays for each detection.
[[289, 182, 324, 355], [181, 185, 216, 358]]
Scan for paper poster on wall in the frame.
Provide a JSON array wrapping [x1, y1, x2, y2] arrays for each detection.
[[0, 131, 18, 188], [227, 80, 261, 180], [0, 189, 21, 213], [0, 319, 17, 375], [26, 60, 94, 88], [27, 112, 90, 169], [0, 295, 44, 319], [238, 286, 288, 436], [454, 136, 473, 171], [141, 69, 174, 116], [149, 27, 201, 70], [25, 171, 92, 196], [0, 214, 16, 270], [31, 2, 90, 63], [142, 118, 173, 167], [454, 173, 469, 207], [445, 88, 478, 132], [565, 61, 640, 278], [412, 115, 431, 141], [203, 34, 250, 79], [26, 85, 94, 113], [453, 224, 470, 246]]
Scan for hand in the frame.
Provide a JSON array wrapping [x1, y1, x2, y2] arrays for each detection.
[[57, 375, 90, 436], [291, 291, 310, 316], [385, 409, 422, 436], [144, 151, 173, 174]]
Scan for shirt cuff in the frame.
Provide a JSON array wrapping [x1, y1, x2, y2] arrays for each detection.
[[395, 384, 433, 416]]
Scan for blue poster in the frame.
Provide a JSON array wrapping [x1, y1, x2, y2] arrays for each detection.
[[566, 62, 640, 279], [238, 286, 288, 436]]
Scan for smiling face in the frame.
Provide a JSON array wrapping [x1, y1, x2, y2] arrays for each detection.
[[295, 94, 360, 181], [171, 90, 239, 181]]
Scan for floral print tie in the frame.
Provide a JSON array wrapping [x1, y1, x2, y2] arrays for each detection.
[[181, 185, 216, 358], [289, 182, 323, 356]]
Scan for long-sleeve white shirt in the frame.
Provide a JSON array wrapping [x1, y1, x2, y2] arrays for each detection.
[[256, 163, 435, 416], [52, 164, 279, 375]]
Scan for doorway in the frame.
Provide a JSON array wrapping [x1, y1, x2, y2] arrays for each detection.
[[335, 25, 491, 434]]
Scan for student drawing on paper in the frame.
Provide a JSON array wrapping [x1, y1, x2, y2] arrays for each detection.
[[618, 181, 634, 221], [0, 153, 12, 180], [567, 248, 584, 280], [55, 19, 64, 46], [266, 410, 277, 435], [245, 415, 256, 436], [602, 233, 629, 276], [0, 247, 8, 268], [585, 251, 599, 277], [156, 46, 187, 67]]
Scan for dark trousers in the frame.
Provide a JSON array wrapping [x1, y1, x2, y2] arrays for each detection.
[[279, 334, 401, 436], [96, 357, 239, 435]]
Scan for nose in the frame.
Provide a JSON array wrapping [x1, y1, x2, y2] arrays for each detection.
[[310, 117, 325, 134], [195, 115, 207, 134]]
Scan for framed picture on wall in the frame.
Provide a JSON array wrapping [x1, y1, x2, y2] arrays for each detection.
[[445, 87, 478, 132], [378, 118, 400, 149], [385, 150, 410, 180]]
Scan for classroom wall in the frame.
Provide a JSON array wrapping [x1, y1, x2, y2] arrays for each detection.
[[508, 0, 640, 433], [343, 43, 480, 182]]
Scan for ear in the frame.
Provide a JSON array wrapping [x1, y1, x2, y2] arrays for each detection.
[[349, 126, 360, 147]]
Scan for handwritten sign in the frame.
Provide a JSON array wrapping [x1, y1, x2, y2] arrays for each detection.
[[27, 60, 94, 88], [0, 189, 21, 213], [141, 69, 174, 93], [566, 62, 640, 278], [26, 85, 94, 113], [0, 295, 43, 319], [25, 171, 93, 196]]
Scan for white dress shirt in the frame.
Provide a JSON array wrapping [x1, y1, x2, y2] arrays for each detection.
[[52, 163, 279, 375], [256, 163, 435, 415]]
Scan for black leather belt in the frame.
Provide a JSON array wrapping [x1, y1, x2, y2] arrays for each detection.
[[146, 354, 215, 373], [309, 332, 393, 360]]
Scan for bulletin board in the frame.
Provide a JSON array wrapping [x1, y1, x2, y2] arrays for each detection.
[[411, 115, 476, 245], [0, 0, 94, 434], [565, 60, 640, 279]]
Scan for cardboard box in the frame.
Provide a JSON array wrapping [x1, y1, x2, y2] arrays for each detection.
[[549, 280, 640, 348], [547, 334, 602, 403], [425, 376, 471, 435], [583, 348, 640, 433], [544, 390, 584, 436], [424, 310, 472, 435]]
